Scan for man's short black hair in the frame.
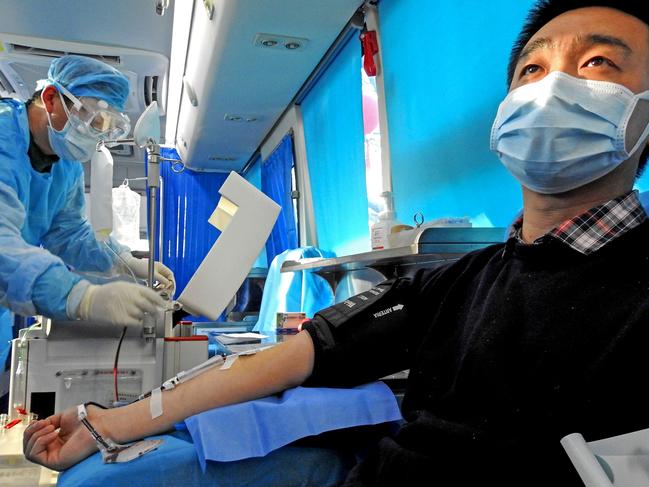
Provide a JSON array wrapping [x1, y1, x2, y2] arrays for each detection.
[[507, 0, 649, 177]]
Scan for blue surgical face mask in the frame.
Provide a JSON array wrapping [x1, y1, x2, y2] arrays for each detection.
[[43, 92, 99, 161], [490, 71, 649, 194]]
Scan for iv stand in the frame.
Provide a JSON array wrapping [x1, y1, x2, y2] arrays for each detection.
[[146, 141, 160, 289], [97, 137, 183, 289]]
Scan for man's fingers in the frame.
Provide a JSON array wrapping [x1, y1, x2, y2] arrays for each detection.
[[24, 420, 48, 451], [138, 287, 166, 310], [154, 271, 171, 288], [25, 423, 56, 458], [154, 263, 175, 291], [23, 416, 59, 451], [29, 429, 62, 467]]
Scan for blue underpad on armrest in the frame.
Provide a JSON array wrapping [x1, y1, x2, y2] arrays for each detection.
[[185, 381, 403, 469], [57, 430, 355, 487]]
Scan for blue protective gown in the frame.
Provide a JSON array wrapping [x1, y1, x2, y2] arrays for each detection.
[[0, 98, 122, 365]]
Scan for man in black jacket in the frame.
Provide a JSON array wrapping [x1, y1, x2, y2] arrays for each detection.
[[24, 1, 649, 485]]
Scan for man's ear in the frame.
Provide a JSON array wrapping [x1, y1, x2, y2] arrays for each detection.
[[40, 85, 59, 113]]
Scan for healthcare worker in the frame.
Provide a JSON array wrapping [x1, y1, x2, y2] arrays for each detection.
[[0, 55, 176, 367]]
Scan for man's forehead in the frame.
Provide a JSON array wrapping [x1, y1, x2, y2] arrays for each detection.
[[519, 33, 634, 61], [523, 6, 649, 56]]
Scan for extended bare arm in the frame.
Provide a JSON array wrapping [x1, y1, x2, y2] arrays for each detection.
[[23, 331, 315, 470]]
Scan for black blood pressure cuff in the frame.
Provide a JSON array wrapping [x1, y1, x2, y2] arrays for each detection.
[[302, 277, 414, 388]]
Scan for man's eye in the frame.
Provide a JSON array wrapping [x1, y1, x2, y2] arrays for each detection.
[[520, 64, 541, 77], [584, 56, 616, 68]]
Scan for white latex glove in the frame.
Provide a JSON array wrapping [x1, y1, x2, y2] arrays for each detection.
[[76, 281, 166, 327], [116, 252, 176, 295]]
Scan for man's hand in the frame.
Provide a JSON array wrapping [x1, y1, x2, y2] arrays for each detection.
[[23, 407, 98, 471], [76, 281, 165, 327], [116, 253, 176, 296]]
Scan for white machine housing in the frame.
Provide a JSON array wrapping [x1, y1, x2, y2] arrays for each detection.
[[7, 311, 171, 420]]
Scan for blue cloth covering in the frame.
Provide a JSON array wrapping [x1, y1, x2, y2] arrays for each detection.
[[58, 429, 353, 487], [0, 99, 123, 367], [185, 381, 402, 468], [253, 246, 335, 333], [261, 134, 298, 265]]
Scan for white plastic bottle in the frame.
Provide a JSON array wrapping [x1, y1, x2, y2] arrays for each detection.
[[371, 192, 399, 251]]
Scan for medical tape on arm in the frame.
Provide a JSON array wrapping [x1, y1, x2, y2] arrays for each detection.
[[139, 348, 270, 408], [221, 354, 238, 370], [145, 355, 233, 419], [218, 346, 275, 370], [150, 387, 163, 419]]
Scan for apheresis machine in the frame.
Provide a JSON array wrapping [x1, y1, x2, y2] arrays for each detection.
[[5, 103, 280, 422]]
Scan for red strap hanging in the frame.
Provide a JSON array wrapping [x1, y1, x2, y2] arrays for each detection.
[[360, 29, 379, 77]]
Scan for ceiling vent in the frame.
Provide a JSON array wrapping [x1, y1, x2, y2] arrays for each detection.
[[8, 43, 121, 64], [253, 33, 309, 52], [224, 113, 258, 123], [0, 61, 28, 98], [0, 68, 15, 94], [144, 75, 159, 106]]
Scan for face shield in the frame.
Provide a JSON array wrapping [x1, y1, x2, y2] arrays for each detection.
[[57, 84, 131, 141]]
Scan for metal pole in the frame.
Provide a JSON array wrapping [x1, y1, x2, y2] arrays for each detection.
[[146, 143, 161, 289]]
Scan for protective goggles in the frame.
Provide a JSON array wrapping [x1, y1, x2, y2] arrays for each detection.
[[56, 84, 131, 140]]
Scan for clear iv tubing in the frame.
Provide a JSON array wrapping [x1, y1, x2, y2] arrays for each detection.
[[103, 241, 138, 284], [136, 345, 275, 401], [138, 354, 226, 400]]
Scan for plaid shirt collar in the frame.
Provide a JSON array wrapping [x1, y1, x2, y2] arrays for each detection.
[[508, 190, 647, 255]]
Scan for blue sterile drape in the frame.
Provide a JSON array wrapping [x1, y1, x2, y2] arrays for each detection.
[[378, 0, 536, 228], [151, 147, 229, 299], [301, 34, 369, 256], [261, 135, 298, 266]]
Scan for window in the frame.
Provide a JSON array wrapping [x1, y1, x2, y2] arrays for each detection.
[[362, 70, 384, 227]]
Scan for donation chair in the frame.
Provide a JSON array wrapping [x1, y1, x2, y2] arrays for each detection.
[[561, 428, 649, 486]]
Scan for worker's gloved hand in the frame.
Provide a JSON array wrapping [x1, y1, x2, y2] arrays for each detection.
[[75, 281, 166, 327], [115, 252, 176, 296]]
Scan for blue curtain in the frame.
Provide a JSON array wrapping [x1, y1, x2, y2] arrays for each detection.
[[261, 135, 298, 266], [301, 34, 369, 256], [244, 155, 269, 269], [245, 155, 262, 190], [151, 147, 229, 299], [379, 0, 536, 228]]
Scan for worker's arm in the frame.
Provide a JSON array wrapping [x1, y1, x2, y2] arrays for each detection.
[[0, 181, 81, 320], [23, 331, 315, 471], [41, 170, 126, 273]]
